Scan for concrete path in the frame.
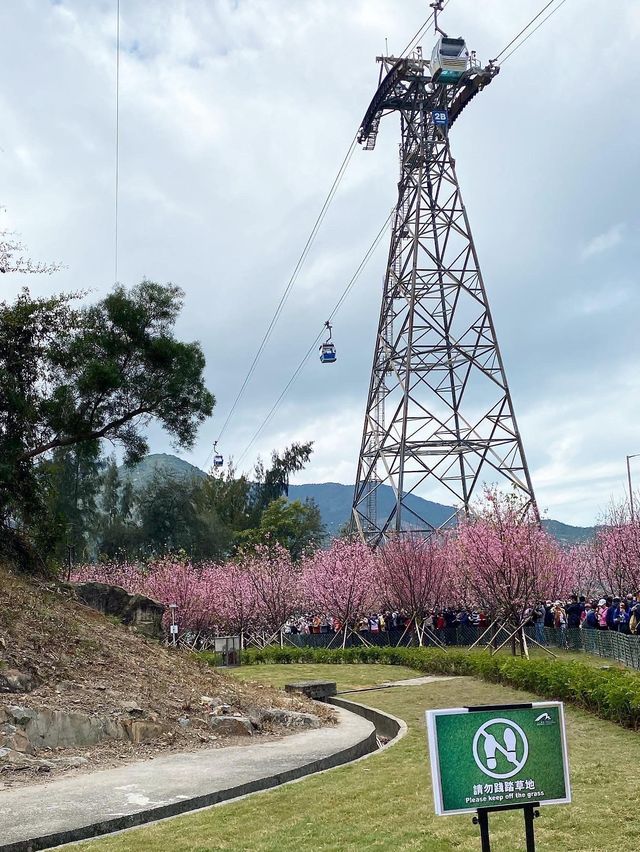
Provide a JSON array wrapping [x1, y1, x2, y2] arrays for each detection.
[[338, 674, 457, 696], [380, 675, 456, 687], [0, 706, 376, 852]]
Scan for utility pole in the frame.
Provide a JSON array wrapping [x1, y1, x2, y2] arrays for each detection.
[[626, 454, 640, 522]]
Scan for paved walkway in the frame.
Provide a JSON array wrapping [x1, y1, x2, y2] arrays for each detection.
[[0, 706, 375, 852], [381, 675, 456, 687]]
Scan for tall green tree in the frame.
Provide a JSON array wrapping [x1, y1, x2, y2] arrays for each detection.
[[0, 281, 214, 569], [37, 443, 104, 564], [237, 496, 326, 560], [135, 471, 229, 559]]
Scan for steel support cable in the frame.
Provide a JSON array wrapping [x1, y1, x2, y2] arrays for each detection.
[[235, 210, 394, 468], [114, 0, 120, 284], [205, 6, 446, 470], [492, 0, 568, 62], [202, 134, 358, 472], [499, 0, 570, 64]]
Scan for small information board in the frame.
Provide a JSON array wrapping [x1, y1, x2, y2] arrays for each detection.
[[426, 702, 571, 816]]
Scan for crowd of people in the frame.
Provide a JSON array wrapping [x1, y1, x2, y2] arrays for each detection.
[[283, 608, 491, 638], [282, 594, 640, 645], [527, 593, 640, 641]]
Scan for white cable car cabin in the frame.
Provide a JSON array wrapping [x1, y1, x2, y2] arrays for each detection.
[[319, 342, 336, 364], [430, 37, 469, 84]]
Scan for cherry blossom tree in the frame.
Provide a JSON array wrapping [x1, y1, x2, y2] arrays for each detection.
[[455, 489, 571, 651], [590, 500, 640, 596], [301, 539, 377, 648], [213, 561, 257, 638], [238, 543, 301, 644], [377, 533, 449, 645]]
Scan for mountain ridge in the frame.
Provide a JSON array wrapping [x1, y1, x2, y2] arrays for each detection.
[[118, 453, 594, 544]]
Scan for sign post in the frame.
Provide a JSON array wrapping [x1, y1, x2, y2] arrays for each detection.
[[426, 702, 571, 851]]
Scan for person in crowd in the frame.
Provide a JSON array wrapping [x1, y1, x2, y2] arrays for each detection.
[[598, 598, 609, 630], [566, 594, 582, 629], [544, 601, 555, 629], [606, 597, 618, 631], [531, 601, 546, 645], [553, 601, 567, 644], [582, 603, 598, 629], [615, 601, 630, 634]]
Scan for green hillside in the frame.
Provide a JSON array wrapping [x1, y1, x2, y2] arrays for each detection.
[[119, 454, 595, 544]]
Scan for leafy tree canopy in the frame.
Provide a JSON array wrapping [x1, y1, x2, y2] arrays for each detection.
[[0, 281, 214, 568]]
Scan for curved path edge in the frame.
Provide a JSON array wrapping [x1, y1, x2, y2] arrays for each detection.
[[0, 701, 405, 852]]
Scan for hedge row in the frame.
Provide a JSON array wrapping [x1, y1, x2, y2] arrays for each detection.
[[240, 645, 640, 730]]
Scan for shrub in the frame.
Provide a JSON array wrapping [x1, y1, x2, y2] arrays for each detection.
[[235, 646, 640, 730]]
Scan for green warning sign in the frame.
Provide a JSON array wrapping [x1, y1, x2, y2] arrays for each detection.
[[426, 702, 571, 816]]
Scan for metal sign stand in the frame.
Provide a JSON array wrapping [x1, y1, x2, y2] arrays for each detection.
[[473, 802, 540, 852]]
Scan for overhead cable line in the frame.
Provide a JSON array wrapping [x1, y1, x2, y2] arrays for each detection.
[[212, 135, 357, 444], [205, 7, 445, 471], [235, 210, 394, 468], [205, 6, 448, 471], [499, 0, 570, 64], [114, 0, 120, 284], [492, 0, 558, 61]]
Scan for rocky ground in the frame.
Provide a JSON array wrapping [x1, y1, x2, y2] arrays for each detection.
[[0, 567, 334, 789]]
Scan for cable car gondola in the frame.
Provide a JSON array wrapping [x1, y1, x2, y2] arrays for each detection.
[[430, 36, 469, 84], [319, 320, 336, 364], [212, 441, 224, 468]]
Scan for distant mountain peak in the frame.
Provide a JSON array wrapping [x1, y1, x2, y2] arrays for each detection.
[[119, 453, 594, 543]]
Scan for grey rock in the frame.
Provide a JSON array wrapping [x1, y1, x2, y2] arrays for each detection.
[[48, 756, 89, 768], [0, 670, 35, 694], [207, 715, 253, 737], [200, 695, 224, 707], [6, 705, 37, 726], [121, 719, 167, 744], [25, 709, 126, 749], [178, 717, 190, 728], [73, 582, 164, 639], [259, 709, 321, 730], [122, 702, 144, 717]]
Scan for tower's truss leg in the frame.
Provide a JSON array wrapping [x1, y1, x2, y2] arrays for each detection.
[[351, 52, 536, 545]]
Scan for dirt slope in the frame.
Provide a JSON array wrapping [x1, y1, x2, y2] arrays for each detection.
[[0, 567, 331, 787]]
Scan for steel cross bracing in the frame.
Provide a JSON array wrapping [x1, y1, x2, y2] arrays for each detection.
[[352, 51, 537, 545]]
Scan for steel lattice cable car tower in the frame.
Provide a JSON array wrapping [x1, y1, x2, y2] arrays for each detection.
[[351, 18, 537, 545]]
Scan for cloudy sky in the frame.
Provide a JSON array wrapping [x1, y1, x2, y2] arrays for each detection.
[[1, 0, 639, 526]]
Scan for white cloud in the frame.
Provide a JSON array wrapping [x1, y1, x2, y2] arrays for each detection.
[[580, 223, 625, 260], [2, 0, 640, 527]]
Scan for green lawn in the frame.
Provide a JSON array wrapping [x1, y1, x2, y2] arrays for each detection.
[[230, 662, 422, 690], [75, 663, 639, 852]]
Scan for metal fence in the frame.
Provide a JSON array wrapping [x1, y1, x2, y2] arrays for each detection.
[[286, 626, 640, 670], [529, 627, 640, 670]]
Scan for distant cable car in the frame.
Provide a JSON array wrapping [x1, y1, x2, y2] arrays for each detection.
[[430, 36, 469, 84], [319, 320, 336, 364], [212, 441, 224, 468]]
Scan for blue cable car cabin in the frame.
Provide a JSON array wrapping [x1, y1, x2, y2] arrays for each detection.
[[319, 342, 336, 364], [430, 36, 469, 84], [213, 453, 224, 467]]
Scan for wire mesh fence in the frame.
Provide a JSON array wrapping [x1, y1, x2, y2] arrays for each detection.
[[286, 625, 640, 669]]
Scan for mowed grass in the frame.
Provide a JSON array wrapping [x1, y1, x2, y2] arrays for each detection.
[[230, 662, 422, 690], [75, 664, 640, 852]]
